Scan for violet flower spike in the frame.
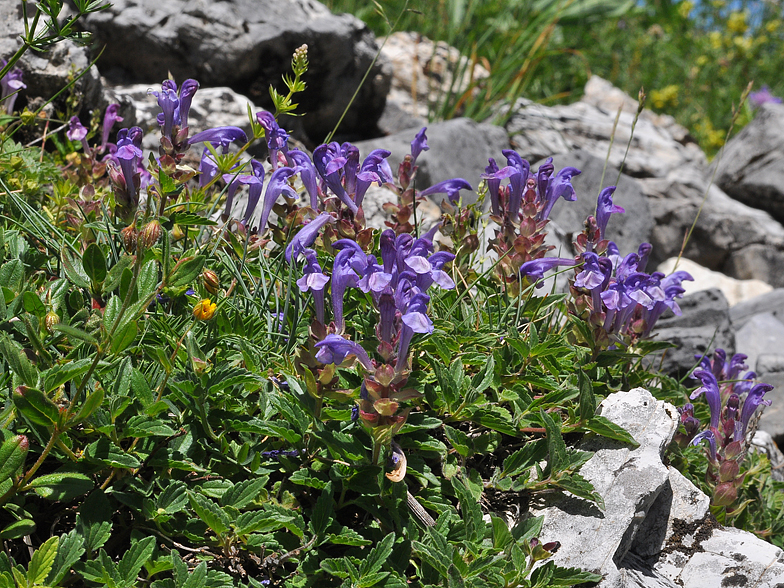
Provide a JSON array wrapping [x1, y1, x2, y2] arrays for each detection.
[[222, 159, 266, 225], [691, 430, 718, 462], [199, 147, 219, 188], [355, 149, 393, 208], [596, 186, 624, 240], [315, 334, 374, 371], [258, 167, 297, 235], [66, 116, 91, 155], [151, 85, 179, 140], [285, 212, 335, 263], [397, 292, 432, 373], [178, 79, 199, 130], [749, 85, 782, 108], [410, 127, 429, 166], [101, 104, 123, 151], [256, 111, 290, 169], [297, 249, 329, 325], [503, 150, 530, 219], [313, 143, 356, 213], [419, 178, 473, 204], [484, 158, 502, 216], [331, 249, 360, 333]]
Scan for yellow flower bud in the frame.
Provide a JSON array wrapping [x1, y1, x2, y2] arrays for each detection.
[[193, 299, 217, 320]]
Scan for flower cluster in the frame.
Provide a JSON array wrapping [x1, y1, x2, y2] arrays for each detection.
[[678, 349, 773, 508], [0, 59, 25, 115], [568, 188, 693, 349]]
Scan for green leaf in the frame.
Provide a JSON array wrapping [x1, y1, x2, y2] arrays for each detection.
[[104, 254, 135, 294], [443, 425, 473, 457], [221, 477, 268, 509], [29, 472, 93, 501], [288, 468, 327, 489], [310, 483, 333, 538], [491, 515, 513, 550], [27, 536, 59, 586], [103, 295, 122, 332], [47, 529, 85, 585], [138, 260, 159, 301], [0, 434, 28, 481], [447, 564, 465, 588], [166, 255, 205, 288], [13, 387, 58, 426], [1, 334, 39, 387], [584, 415, 639, 448], [471, 354, 495, 393], [578, 368, 596, 422], [549, 564, 603, 585], [123, 415, 176, 438], [82, 243, 107, 284], [189, 492, 231, 535], [182, 561, 208, 588], [452, 477, 483, 543], [42, 358, 92, 393], [501, 440, 547, 478], [326, 527, 372, 546], [554, 473, 604, 510], [85, 438, 141, 469], [0, 519, 36, 540], [359, 532, 394, 577], [471, 406, 517, 436], [118, 536, 155, 585], [110, 320, 137, 354], [22, 291, 46, 317], [52, 323, 99, 346], [76, 491, 113, 553], [0, 259, 24, 293], [157, 481, 188, 514], [541, 409, 568, 474], [169, 212, 218, 227], [71, 387, 104, 425]]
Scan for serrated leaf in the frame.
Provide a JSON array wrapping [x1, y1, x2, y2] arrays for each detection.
[[288, 468, 327, 489], [27, 536, 59, 585], [584, 415, 639, 447], [310, 483, 333, 538], [554, 473, 604, 510], [85, 438, 140, 469], [82, 243, 107, 284], [104, 254, 134, 293], [360, 532, 394, 577], [447, 564, 465, 588], [578, 368, 596, 422], [61, 248, 90, 289], [501, 439, 547, 478], [43, 358, 92, 393], [453, 477, 483, 543], [472, 354, 495, 393], [490, 515, 513, 550], [47, 529, 85, 585], [170, 212, 218, 227], [471, 406, 516, 436], [138, 260, 159, 300], [157, 481, 188, 514], [443, 425, 472, 457], [182, 561, 208, 588], [221, 477, 267, 509], [327, 527, 372, 546], [123, 415, 176, 438], [118, 536, 155, 585], [29, 472, 93, 501], [189, 492, 230, 535], [540, 409, 568, 474]]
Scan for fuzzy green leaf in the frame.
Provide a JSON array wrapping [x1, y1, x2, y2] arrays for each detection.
[[584, 415, 639, 448], [118, 536, 155, 585], [541, 409, 568, 474], [167, 255, 205, 288], [82, 243, 107, 284], [29, 472, 93, 501], [189, 492, 231, 536], [13, 386, 58, 426], [0, 434, 28, 481], [0, 519, 36, 540]]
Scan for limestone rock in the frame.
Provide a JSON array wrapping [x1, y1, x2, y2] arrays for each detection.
[[714, 102, 784, 224], [734, 313, 784, 378], [80, 0, 391, 142], [730, 289, 784, 330], [656, 257, 773, 307]]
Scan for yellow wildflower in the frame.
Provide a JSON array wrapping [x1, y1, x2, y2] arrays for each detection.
[[193, 299, 217, 320], [727, 11, 747, 35]]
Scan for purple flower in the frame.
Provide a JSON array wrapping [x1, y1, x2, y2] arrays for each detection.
[[258, 167, 297, 234], [178, 79, 199, 130], [0, 60, 26, 115], [315, 334, 374, 371], [749, 85, 782, 109], [410, 127, 429, 166], [198, 147, 220, 188], [286, 149, 319, 209], [539, 166, 580, 221], [149, 78, 199, 141], [397, 292, 432, 372], [737, 383, 773, 441], [690, 369, 722, 430], [296, 249, 329, 325], [188, 126, 248, 153], [66, 116, 90, 155], [114, 126, 144, 203], [256, 111, 289, 169], [503, 150, 530, 220], [101, 104, 123, 151], [691, 430, 717, 462], [313, 142, 355, 213], [596, 186, 624, 240], [519, 257, 576, 288], [331, 248, 360, 333], [484, 158, 502, 216], [285, 212, 335, 263], [419, 178, 473, 204], [222, 159, 265, 224], [356, 149, 393, 208]]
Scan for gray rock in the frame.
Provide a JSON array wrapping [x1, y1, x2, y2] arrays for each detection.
[[80, 0, 391, 142], [0, 1, 132, 122], [730, 288, 784, 329], [750, 430, 784, 482], [534, 388, 679, 586], [734, 313, 784, 377], [541, 150, 654, 257], [504, 76, 707, 179], [536, 388, 784, 588], [751, 354, 784, 443], [649, 289, 735, 378], [714, 102, 784, 224], [353, 117, 510, 204]]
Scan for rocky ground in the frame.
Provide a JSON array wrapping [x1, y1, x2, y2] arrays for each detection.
[[4, 1, 784, 584]]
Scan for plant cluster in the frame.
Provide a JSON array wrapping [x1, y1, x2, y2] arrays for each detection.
[[1, 11, 784, 588]]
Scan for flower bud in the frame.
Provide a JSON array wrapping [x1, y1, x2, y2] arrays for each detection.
[[712, 481, 738, 507], [139, 220, 162, 249], [202, 269, 220, 294], [120, 222, 138, 252], [45, 312, 60, 334], [193, 298, 217, 321], [719, 459, 740, 483]]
